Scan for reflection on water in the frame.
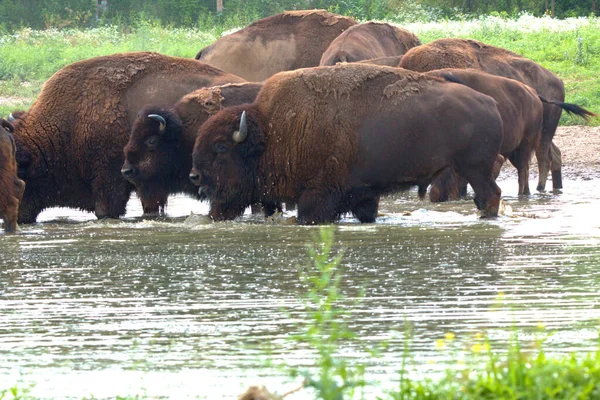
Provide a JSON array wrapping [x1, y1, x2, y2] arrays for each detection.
[[1, 175, 600, 399]]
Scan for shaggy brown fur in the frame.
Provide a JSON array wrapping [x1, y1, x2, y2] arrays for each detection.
[[319, 22, 420, 66], [399, 38, 572, 191], [0, 119, 25, 232], [123, 82, 263, 215], [191, 63, 504, 224], [12, 52, 244, 223], [195, 10, 357, 81]]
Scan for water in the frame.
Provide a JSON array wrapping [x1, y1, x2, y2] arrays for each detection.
[[1, 172, 600, 399]]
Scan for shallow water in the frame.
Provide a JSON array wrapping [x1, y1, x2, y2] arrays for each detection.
[[1, 173, 600, 399]]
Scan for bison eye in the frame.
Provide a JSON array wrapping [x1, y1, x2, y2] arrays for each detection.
[[146, 136, 158, 147], [213, 142, 229, 154]]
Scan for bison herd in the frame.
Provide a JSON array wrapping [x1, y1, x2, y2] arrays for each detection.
[[0, 9, 597, 231]]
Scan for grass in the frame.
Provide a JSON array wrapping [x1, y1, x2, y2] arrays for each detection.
[[0, 14, 598, 125]]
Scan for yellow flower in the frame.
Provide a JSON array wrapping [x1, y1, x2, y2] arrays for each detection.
[[435, 339, 446, 349], [474, 332, 483, 339], [428, 360, 435, 364], [445, 332, 456, 340], [471, 343, 483, 353], [536, 322, 546, 330]]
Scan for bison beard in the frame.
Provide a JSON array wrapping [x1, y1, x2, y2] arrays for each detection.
[[192, 64, 504, 224]]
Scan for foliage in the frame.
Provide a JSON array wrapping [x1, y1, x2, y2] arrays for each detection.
[[285, 226, 368, 400], [387, 329, 600, 399], [0, 0, 599, 32]]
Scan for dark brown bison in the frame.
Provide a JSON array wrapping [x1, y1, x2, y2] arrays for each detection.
[[195, 10, 357, 81], [122, 82, 264, 216], [189, 64, 504, 224], [11, 52, 244, 223], [0, 119, 25, 232], [425, 69, 596, 201], [319, 22, 420, 66], [399, 38, 578, 192]]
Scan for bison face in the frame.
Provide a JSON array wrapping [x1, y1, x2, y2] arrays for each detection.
[[122, 106, 184, 205], [190, 106, 265, 210]]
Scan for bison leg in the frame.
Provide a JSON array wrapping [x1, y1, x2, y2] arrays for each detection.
[[550, 142, 562, 190], [350, 195, 380, 223], [297, 189, 341, 225], [209, 201, 246, 221], [508, 147, 532, 196], [2, 195, 20, 233], [429, 168, 468, 203], [461, 170, 501, 218]]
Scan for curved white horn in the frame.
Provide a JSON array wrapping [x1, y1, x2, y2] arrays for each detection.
[[232, 111, 247, 143], [148, 114, 166, 132]]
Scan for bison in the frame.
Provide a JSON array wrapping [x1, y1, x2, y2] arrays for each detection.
[[0, 119, 25, 232], [11, 52, 244, 223], [189, 63, 504, 224], [425, 69, 595, 201], [319, 22, 420, 66], [399, 38, 577, 192], [122, 82, 265, 216], [195, 10, 357, 81]]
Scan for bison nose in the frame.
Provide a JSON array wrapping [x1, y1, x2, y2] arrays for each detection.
[[189, 169, 202, 186], [121, 164, 137, 179]]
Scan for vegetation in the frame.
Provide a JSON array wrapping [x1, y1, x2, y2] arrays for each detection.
[[0, 0, 598, 32], [0, 14, 598, 125]]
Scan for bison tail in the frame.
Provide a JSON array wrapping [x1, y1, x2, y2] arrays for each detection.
[[538, 95, 598, 122]]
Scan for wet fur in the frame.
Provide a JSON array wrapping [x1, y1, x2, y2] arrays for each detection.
[[193, 64, 504, 224], [124, 82, 264, 216], [12, 52, 244, 223]]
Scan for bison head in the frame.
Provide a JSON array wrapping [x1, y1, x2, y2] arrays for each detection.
[[122, 106, 184, 210], [190, 105, 265, 216]]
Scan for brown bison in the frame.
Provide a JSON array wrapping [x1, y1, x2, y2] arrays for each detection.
[[319, 22, 420, 66], [425, 69, 596, 201], [0, 119, 25, 232], [195, 10, 357, 81], [189, 64, 504, 224], [399, 38, 577, 191], [11, 52, 244, 223], [122, 82, 265, 216]]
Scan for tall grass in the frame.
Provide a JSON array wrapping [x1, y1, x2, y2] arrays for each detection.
[[0, 14, 598, 124]]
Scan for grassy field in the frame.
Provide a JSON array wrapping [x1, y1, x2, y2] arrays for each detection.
[[0, 14, 598, 122]]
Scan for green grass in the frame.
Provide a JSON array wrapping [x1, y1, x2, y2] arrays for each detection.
[[0, 15, 598, 125]]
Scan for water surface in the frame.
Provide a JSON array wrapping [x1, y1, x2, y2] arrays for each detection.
[[1, 173, 600, 399]]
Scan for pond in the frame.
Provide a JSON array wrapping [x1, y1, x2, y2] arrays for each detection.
[[1, 171, 600, 399]]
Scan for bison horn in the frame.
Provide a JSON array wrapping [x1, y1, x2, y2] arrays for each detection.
[[148, 114, 166, 132], [232, 111, 248, 143], [8, 113, 16, 123]]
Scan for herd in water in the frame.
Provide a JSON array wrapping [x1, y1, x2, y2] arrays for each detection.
[[0, 9, 597, 232]]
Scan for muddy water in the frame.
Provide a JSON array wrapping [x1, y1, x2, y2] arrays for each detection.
[[1, 173, 600, 399]]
